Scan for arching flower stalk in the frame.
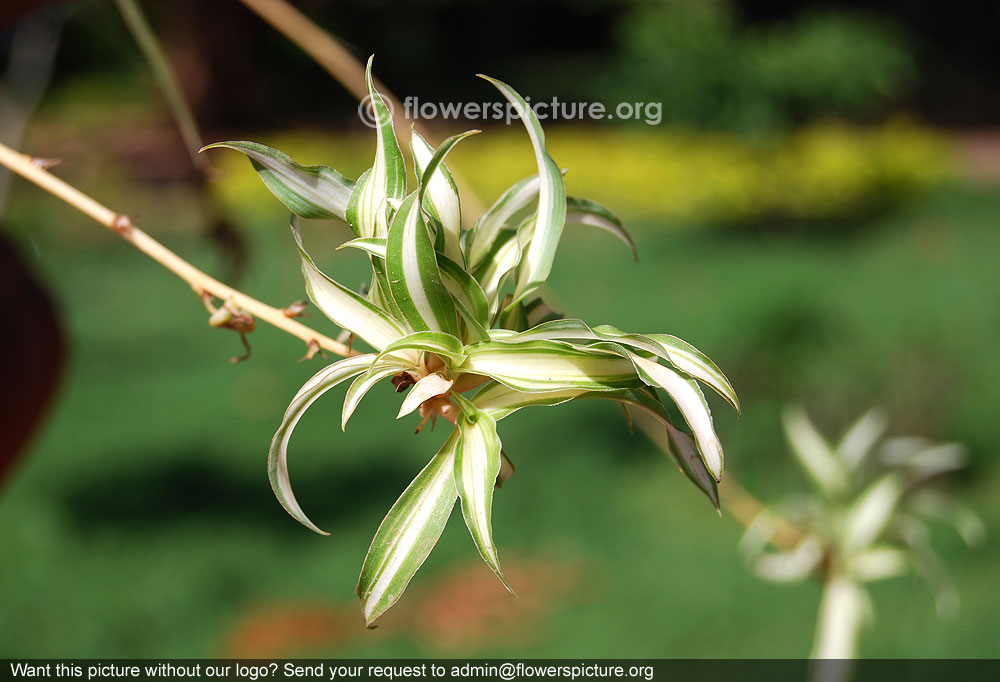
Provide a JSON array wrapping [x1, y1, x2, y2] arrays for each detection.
[[206, 58, 738, 625]]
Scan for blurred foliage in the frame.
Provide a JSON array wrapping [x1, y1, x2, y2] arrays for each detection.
[[2, 174, 998, 656], [209, 122, 953, 229], [609, 0, 917, 131], [742, 407, 983, 658]]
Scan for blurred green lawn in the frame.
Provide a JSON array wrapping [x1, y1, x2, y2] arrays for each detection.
[[1, 169, 998, 657]]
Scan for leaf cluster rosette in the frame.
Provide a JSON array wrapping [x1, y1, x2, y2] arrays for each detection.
[[205, 57, 738, 625]]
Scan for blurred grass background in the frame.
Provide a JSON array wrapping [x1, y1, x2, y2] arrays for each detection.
[[1, 0, 998, 659]]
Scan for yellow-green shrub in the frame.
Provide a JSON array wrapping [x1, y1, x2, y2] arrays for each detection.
[[209, 121, 954, 230]]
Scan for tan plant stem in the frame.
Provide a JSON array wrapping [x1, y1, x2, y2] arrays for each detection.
[[236, 0, 402, 134], [234, 0, 486, 216], [0, 140, 357, 359], [718, 475, 804, 550], [114, 0, 208, 172], [634, 413, 804, 550]]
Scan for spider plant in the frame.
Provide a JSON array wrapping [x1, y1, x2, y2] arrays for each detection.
[[205, 58, 738, 625], [741, 407, 984, 661]]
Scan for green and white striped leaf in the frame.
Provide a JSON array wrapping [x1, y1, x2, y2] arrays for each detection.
[[664, 423, 721, 512], [386, 193, 460, 336], [473, 378, 720, 508], [479, 76, 566, 303], [335, 238, 406, 323], [452, 394, 511, 590], [438, 255, 491, 342], [782, 406, 849, 499], [462, 339, 638, 392], [341, 355, 413, 430], [584, 335, 724, 479], [472, 228, 523, 311], [268, 354, 375, 535], [345, 57, 406, 238], [630, 354, 724, 481], [338, 237, 387, 259], [374, 330, 467, 367], [645, 334, 740, 414], [397, 372, 454, 419], [471, 382, 587, 419], [411, 129, 475, 263], [467, 173, 541, 269], [498, 298, 527, 331], [566, 196, 637, 262], [583, 385, 720, 510], [290, 217, 405, 351], [357, 431, 459, 625], [513, 320, 739, 415], [203, 140, 354, 220], [368, 257, 404, 321]]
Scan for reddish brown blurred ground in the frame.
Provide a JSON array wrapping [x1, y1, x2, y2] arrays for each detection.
[[223, 555, 585, 657], [957, 131, 1000, 183]]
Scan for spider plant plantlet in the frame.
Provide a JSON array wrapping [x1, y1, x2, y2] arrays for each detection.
[[204, 57, 739, 625], [741, 407, 983, 664]]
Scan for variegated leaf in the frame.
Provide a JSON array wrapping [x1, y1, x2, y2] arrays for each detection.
[[345, 57, 406, 238], [338, 237, 387, 259], [202, 140, 354, 220], [373, 330, 467, 367], [268, 354, 376, 534], [471, 382, 587, 419], [452, 394, 511, 590], [479, 76, 566, 304], [462, 339, 638, 392], [411, 129, 474, 263], [386, 193, 460, 336], [472, 228, 523, 312], [290, 217, 405, 351], [566, 196, 637, 261], [663, 423, 721, 512], [467, 173, 541, 269], [645, 334, 740, 415], [438, 255, 491, 342], [630, 354, 724, 481], [341, 356, 413, 430], [513, 320, 739, 415], [357, 431, 459, 625]]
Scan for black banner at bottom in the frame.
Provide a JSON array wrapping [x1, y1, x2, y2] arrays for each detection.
[[3, 659, 998, 682]]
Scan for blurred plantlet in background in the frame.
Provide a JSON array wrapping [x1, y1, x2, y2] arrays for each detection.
[[740, 407, 984, 663]]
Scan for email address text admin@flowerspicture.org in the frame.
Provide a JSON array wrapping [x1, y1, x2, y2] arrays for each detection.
[[356, 95, 663, 127], [7, 661, 656, 681]]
